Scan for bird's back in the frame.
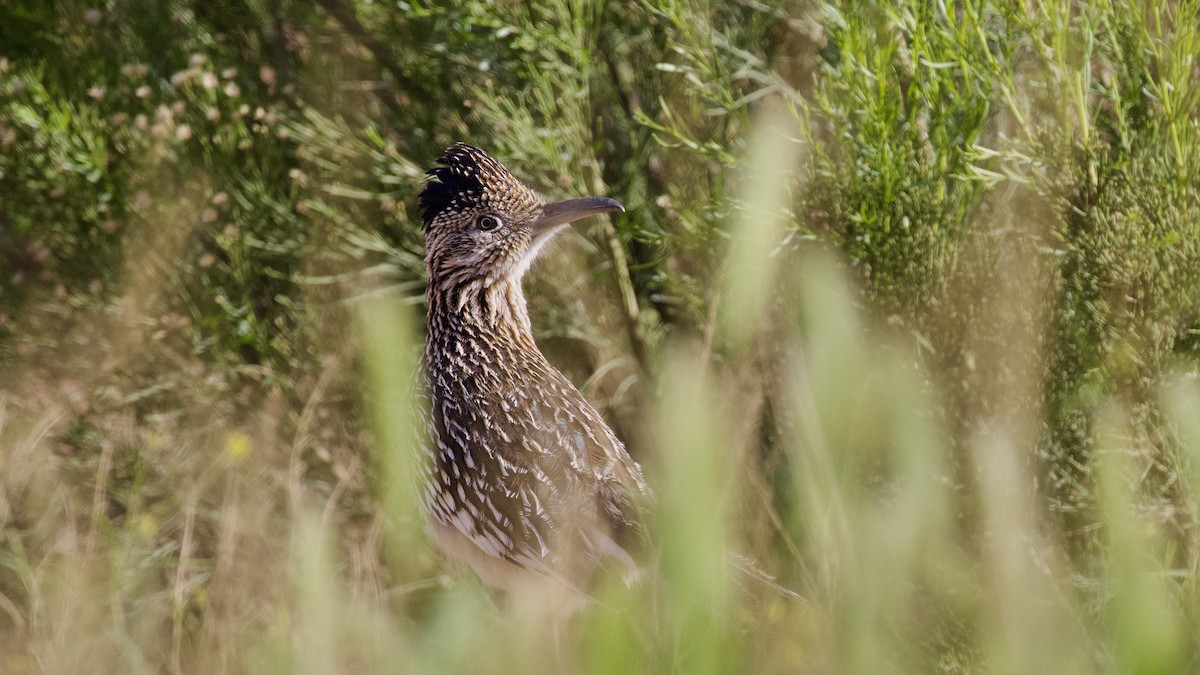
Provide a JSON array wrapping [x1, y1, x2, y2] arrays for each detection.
[[420, 317, 648, 587]]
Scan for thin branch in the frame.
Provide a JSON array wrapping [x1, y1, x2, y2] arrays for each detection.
[[599, 34, 683, 330]]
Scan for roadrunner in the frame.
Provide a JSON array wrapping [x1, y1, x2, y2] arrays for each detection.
[[418, 143, 648, 590]]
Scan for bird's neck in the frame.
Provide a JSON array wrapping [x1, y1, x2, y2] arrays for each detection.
[[425, 275, 539, 355]]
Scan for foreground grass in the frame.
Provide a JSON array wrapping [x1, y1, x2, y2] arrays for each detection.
[[3, 237, 1198, 673]]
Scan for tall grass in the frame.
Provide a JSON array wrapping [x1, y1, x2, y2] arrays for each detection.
[[3, 0, 1200, 672]]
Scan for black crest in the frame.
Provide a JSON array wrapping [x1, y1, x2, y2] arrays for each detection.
[[419, 143, 518, 230]]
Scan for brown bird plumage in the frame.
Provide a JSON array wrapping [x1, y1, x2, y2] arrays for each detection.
[[417, 143, 648, 590]]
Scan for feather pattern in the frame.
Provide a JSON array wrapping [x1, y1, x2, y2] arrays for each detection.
[[416, 144, 647, 588]]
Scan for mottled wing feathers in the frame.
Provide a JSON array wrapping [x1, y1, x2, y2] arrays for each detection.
[[420, 351, 646, 579]]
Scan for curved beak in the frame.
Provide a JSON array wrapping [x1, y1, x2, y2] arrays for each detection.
[[531, 197, 624, 233]]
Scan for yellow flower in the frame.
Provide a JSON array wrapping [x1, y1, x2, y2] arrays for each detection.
[[145, 430, 167, 452], [137, 514, 158, 540], [191, 585, 209, 610], [225, 431, 252, 464]]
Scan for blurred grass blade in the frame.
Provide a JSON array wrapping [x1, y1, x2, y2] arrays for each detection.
[[1095, 407, 1186, 674], [356, 294, 426, 577], [720, 99, 803, 346], [652, 347, 738, 674]]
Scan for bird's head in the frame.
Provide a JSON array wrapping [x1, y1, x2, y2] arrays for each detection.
[[419, 143, 623, 289]]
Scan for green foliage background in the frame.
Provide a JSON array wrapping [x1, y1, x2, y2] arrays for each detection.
[[1, 0, 1199, 672]]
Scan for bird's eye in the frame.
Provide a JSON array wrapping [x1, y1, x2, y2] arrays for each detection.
[[477, 214, 502, 232]]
